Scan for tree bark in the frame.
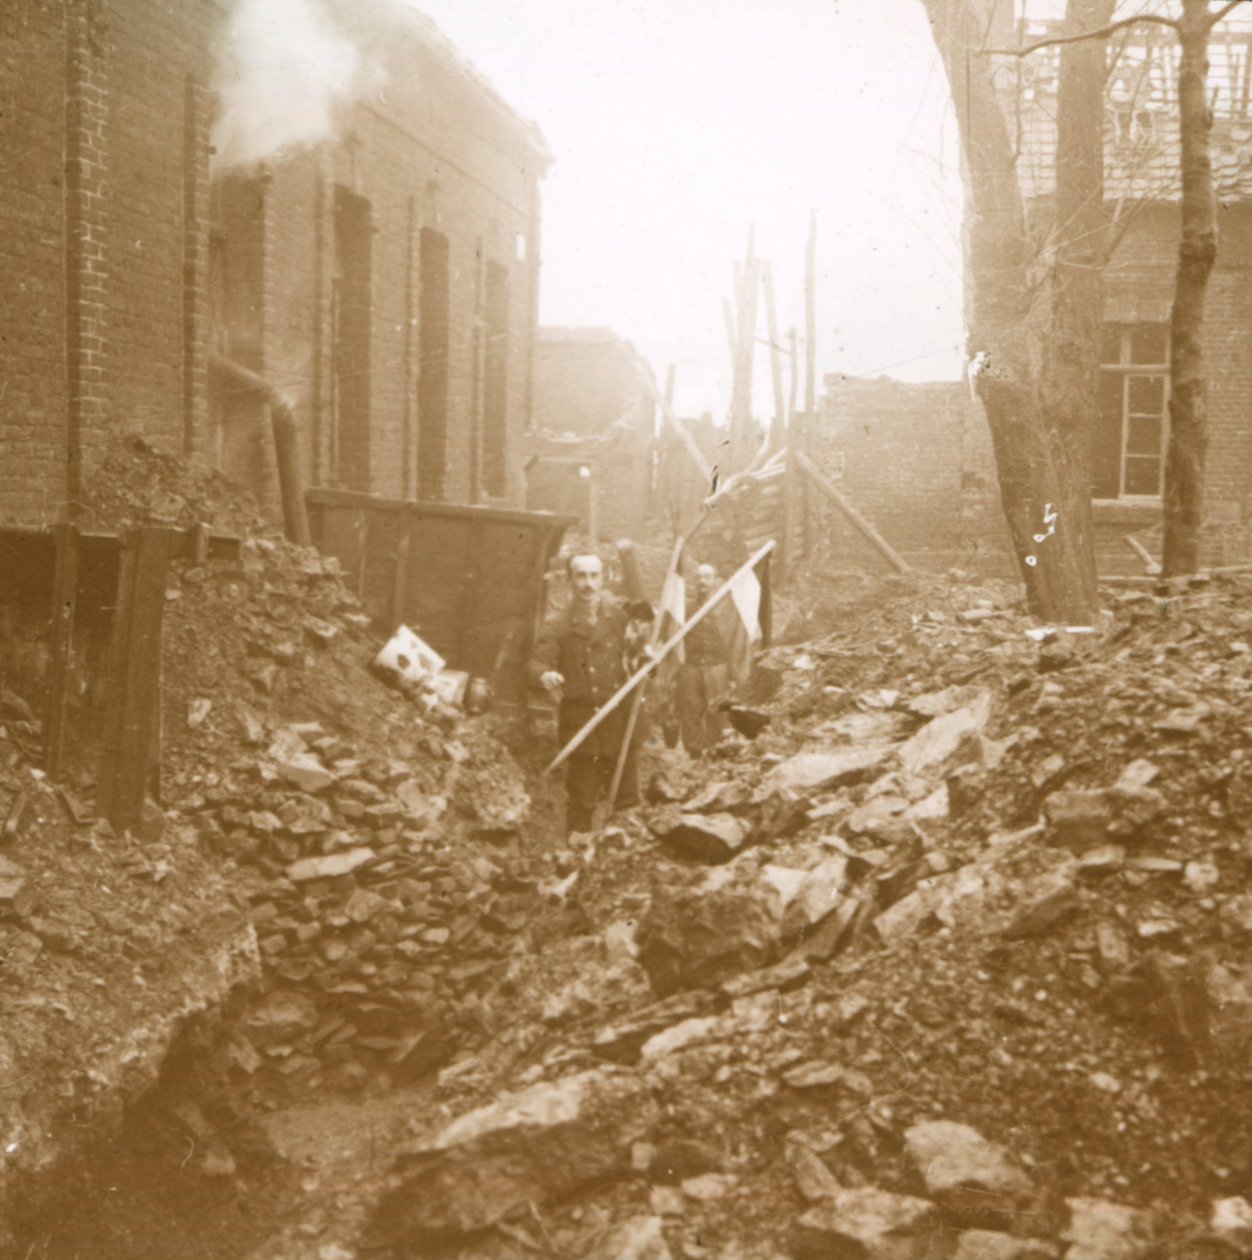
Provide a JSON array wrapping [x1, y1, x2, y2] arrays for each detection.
[[921, 0, 1103, 623], [1037, 0, 1113, 614], [1162, 0, 1219, 577]]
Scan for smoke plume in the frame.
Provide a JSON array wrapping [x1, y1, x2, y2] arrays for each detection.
[[211, 0, 362, 171]]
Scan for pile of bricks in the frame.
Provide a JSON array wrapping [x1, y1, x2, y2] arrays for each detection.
[[179, 720, 541, 1094]]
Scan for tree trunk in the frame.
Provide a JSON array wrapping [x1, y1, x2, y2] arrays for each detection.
[[1037, 0, 1113, 616], [1162, 0, 1219, 577], [921, 0, 1102, 623]]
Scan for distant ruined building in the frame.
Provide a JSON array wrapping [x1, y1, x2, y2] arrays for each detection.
[[0, 0, 549, 524], [522, 328, 657, 544]]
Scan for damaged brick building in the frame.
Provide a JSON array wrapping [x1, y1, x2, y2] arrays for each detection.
[[809, 15, 1252, 575], [0, 0, 549, 525]]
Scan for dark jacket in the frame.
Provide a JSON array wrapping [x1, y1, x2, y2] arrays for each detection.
[[528, 594, 632, 756], [683, 594, 734, 667]]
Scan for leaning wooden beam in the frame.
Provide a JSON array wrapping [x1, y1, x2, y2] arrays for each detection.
[[545, 541, 775, 774], [211, 353, 311, 546], [641, 369, 713, 486], [795, 451, 911, 574], [1124, 534, 1161, 575]]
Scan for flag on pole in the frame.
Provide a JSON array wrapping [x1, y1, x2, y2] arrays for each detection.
[[725, 564, 763, 687], [658, 570, 687, 667]]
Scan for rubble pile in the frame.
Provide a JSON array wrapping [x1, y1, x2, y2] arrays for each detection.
[[155, 528, 544, 1099], [7, 441, 549, 1139], [0, 719, 258, 1186], [243, 570, 1252, 1260], [8, 433, 1252, 1260]]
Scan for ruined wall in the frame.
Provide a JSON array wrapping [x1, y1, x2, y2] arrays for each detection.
[[811, 378, 1013, 575], [525, 330, 655, 541], [256, 127, 539, 506], [222, 5, 544, 511]]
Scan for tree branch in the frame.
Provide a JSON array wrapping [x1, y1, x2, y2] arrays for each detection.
[[983, 13, 1179, 57], [1205, 1, 1247, 29]]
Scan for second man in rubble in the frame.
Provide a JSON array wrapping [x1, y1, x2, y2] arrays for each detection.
[[675, 561, 739, 757]]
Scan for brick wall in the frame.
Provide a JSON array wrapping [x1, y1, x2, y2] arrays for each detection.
[[811, 378, 1014, 575], [2, 0, 220, 525], [812, 201, 1252, 577], [0, 1, 68, 520], [214, 12, 545, 513], [2, 0, 544, 525]]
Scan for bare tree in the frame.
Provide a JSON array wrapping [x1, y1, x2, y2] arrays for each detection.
[[1159, 0, 1241, 575], [1016, 0, 1244, 578], [922, 0, 1244, 611], [920, 0, 1113, 623]]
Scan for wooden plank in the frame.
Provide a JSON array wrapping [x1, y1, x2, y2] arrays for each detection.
[[355, 508, 369, 598], [305, 486, 575, 532], [43, 523, 79, 778], [758, 548, 774, 648], [97, 527, 174, 835], [796, 451, 911, 574], [763, 261, 786, 451]]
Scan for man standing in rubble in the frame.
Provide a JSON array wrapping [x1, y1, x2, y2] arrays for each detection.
[[529, 552, 644, 836], [676, 562, 739, 757]]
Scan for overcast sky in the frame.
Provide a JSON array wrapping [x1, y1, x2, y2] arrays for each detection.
[[412, 0, 969, 417]]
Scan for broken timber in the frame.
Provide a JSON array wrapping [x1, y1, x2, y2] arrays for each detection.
[[795, 450, 911, 575]]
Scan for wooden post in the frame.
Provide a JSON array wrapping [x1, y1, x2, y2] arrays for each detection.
[[546, 541, 774, 774], [763, 262, 786, 452], [722, 297, 738, 364], [98, 527, 175, 835], [805, 211, 817, 423], [758, 547, 773, 648], [459, 518, 487, 674], [43, 523, 80, 778], [788, 327, 799, 425], [391, 517, 412, 630], [796, 451, 911, 574], [729, 244, 760, 476]]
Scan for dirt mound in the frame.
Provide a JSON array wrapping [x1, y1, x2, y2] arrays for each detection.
[[78, 434, 267, 536]]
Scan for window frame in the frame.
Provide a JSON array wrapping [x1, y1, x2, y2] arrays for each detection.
[[1094, 322, 1170, 503]]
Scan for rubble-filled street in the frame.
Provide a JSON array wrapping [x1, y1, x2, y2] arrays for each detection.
[[0, 443, 1250, 1259], [4, 0, 1252, 1256]]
